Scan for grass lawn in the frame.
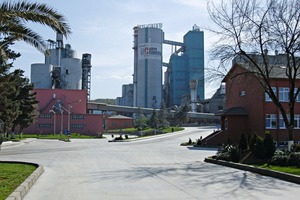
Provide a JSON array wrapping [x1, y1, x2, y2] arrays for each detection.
[[256, 164, 300, 176], [0, 163, 36, 200]]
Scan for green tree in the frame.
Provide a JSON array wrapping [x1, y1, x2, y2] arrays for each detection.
[[149, 109, 159, 129], [249, 133, 257, 152], [174, 103, 190, 126], [207, 0, 300, 142], [135, 108, 148, 130], [12, 70, 39, 136], [253, 136, 266, 159], [158, 101, 169, 129], [264, 133, 276, 159], [0, 70, 21, 137], [0, 1, 71, 61]]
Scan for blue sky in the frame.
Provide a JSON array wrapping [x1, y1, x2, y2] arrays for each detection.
[[11, 0, 219, 100]]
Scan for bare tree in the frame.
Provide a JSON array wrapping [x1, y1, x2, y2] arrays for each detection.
[[207, 0, 300, 141]]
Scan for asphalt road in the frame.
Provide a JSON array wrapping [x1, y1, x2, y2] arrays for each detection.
[[0, 127, 299, 200]]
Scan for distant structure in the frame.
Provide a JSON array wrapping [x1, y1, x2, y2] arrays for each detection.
[[30, 33, 92, 99], [116, 84, 134, 106], [117, 24, 205, 110]]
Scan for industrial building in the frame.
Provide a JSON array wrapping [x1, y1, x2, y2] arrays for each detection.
[[165, 25, 204, 111], [23, 33, 103, 135], [31, 33, 92, 100], [23, 89, 103, 136], [117, 24, 205, 111]]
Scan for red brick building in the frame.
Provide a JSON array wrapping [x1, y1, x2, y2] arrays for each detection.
[[23, 89, 103, 136], [205, 63, 300, 145], [106, 115, 134, 131]]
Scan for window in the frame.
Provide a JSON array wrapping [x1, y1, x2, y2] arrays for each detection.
[[294, 89, 300, 102], [39, 114, 51, 119], [265, 87, 276, 102], [239, 90, 246, 96], [38, 124, 52, 128], [294, 115, 300, 129], [279, 87, 289, 102], [71, 124, 84, 129], [266, 114, 277, 129], [279, 115, 287, 129], [72, 115, 84, 119]]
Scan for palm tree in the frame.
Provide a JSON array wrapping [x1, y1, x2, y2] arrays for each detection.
[[0, 1, 71, 61]]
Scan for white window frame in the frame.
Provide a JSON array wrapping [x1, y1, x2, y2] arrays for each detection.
[[280, 114, 300, 129], [279, 87, 289, 102], [279, 115, 287, 129], [265, 87, 276, 102], [266, 114, 277, 129]]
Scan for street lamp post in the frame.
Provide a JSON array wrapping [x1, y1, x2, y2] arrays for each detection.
[[60, 110, 63, 140], [61, 105, 70, 134], [65, 99, 81, 134], [50, 110, 56, 135]]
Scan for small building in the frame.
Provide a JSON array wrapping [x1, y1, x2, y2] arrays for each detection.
[[205, 62, 300, 145], [23, 89, 103, 136], [105, 115, 134, 131]]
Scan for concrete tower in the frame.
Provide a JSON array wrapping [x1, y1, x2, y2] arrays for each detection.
[[133, 23, 164, 108]]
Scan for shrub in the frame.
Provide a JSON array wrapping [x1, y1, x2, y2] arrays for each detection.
[[291, 143, 300, 152], [248, 134, 257, 152], [264, 133, 276, 158], [216, 144, 240, 162], [270, 150, 288, 166], [239, 133, 248, 151], [253, 136, 266, 159], [196, 136, 203, 146], [287, 152, 300, 167]]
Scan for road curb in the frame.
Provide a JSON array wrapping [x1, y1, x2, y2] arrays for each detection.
[[204, 158, 300, 184], [1, 161, 44, 200]]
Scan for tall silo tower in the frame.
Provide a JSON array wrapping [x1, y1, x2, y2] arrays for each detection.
[[133, 23, 164, 108], [82, 53, 92, 100]]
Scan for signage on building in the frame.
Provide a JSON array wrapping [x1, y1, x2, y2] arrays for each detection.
[[139, 43, 162, 60], [137, 23, 162, 29]]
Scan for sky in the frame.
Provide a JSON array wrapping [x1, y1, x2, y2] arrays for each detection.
[[11, 0, 220, 100]]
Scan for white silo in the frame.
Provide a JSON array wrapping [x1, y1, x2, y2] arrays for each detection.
[[31, 63, 53, 88], [133, 23, 164, 108], [61, 58, 82, 89]]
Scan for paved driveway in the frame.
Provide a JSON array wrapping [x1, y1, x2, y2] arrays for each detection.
[[0, 127, 299, 200]]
